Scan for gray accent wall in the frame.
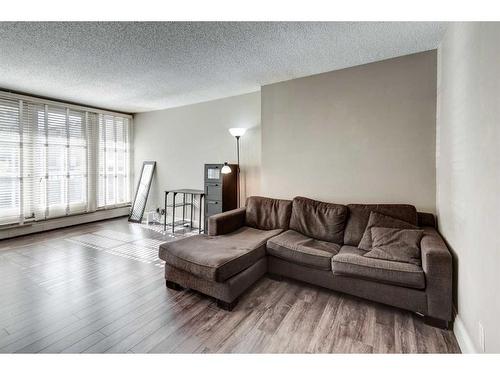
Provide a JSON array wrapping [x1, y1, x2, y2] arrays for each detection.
[[437, 22, 500, 353], [260, 51, 438, 213]]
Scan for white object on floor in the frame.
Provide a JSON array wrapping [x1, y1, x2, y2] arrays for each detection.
[[145, 211, 158, 225]]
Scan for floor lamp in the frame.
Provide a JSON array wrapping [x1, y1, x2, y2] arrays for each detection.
[[228, 127, 246, 207]]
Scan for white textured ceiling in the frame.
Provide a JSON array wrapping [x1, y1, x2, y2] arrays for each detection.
[[0, 22, 446, 113]]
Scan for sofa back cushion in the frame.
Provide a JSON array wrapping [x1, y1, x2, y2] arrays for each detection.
[[364, 227, 424, 266], [245, 196, 292, 231], [289, 196, 348, 244], [344, 204, 418, 246], [358, 211, 419, 251], [417, 212, 436, 228]]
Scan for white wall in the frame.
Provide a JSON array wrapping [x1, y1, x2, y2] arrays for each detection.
[[133, 92, 261, 225], [436, 22, 500, 353], [261, 51, 438, 213]]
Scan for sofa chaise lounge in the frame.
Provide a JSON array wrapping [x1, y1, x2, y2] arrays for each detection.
[[158, 196, 453, 328]]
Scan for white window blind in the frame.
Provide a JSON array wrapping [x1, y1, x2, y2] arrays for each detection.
[[33, 105, 89, 219], [0, 92, 132, 226], [98, 114, 131, 208], [0, 97, 21, 225]]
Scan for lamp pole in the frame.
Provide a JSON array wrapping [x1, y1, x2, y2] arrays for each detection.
[[236, 135, 240, 208], [229, 128, 246, 208]]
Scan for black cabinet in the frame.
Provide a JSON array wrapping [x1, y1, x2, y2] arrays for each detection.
[[204, 163, 238, 232]]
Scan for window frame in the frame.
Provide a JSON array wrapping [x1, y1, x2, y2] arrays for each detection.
[[97, 114, 132, 209]]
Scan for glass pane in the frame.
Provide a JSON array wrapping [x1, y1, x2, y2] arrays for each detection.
[[69, 146, 86, 175], [116, 150, 126, 174], [0, 177, 20, 210], [104, 116, 115, 150], [106, 176, 115, 205], [116, 175, 127, 204], [47, 108, 67, 145], [69, 176, 86, 205], [106, 152, 116, 176], [68, 111, 85, 146], [115, 118, 127, 150], [98, 174, 106, 207], [0, 99, 20, 143], [47, 145, 67, 176], [0, 142, 20, 177], [207, 168, 220, 180], [47, 176, 66, 207]]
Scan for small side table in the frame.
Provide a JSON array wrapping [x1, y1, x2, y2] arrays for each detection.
[[163, 189, 205, 234]]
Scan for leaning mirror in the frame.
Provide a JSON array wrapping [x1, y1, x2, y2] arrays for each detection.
[[129, 161, 156, 223]]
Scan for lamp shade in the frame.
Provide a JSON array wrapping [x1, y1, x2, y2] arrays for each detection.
[[229, 128, 247, 137], [221, 162, 232, 174]]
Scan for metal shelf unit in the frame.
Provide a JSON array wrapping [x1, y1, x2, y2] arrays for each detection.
[[163, 189, 205, 233]]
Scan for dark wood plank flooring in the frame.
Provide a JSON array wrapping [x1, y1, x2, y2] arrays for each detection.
[[0, 218, 460, 353]]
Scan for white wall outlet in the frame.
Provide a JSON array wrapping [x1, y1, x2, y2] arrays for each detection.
[[478, 321, 485, 352]]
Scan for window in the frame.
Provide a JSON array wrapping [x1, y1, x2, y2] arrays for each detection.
[[0, 98, 21, 225], [33, 106, 89, 219], [0, 92, 132, 226], [98, 114, 131, 208]]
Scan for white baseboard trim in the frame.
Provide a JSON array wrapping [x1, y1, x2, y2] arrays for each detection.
[[0, 207, 130, 240], [454, 314, 478, 353]]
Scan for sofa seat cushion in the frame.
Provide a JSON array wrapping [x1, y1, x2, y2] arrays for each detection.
[[159, 226, 283, 282], [331, 245, 425, 289], [267, 230, 340, 270]]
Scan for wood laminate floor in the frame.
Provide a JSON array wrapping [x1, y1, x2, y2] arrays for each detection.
[[0, 218, 460, 353]]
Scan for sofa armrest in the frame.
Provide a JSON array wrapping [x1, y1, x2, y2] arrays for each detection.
[[420, 227, 453, 321], [208, 207, 246, 236]]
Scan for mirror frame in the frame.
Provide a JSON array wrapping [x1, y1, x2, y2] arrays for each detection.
[[128, 161, 156, 223]]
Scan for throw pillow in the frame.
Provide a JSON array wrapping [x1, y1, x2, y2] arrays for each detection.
[[358, 211, 418, 250], [364, 227, 424, 266]]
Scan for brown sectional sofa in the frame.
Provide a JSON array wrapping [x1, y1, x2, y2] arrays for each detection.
[[158, 196, 453, 327]]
